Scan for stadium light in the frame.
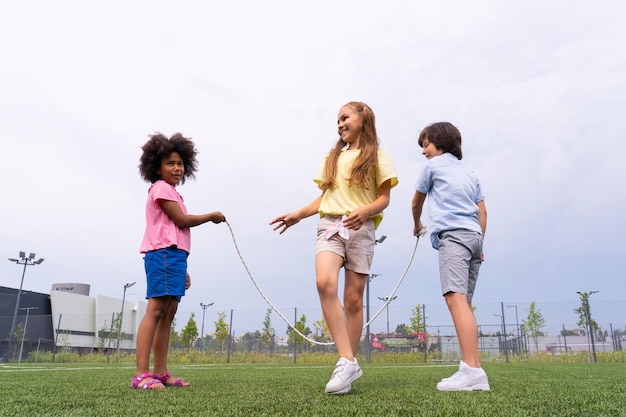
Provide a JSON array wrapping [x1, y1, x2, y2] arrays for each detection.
[[6, 252, 44, 361], [378, 296, 398, 335], [200, 302, 214, 353]]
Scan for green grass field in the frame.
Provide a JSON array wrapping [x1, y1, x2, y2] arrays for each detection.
[[0, 362, 624, 416]]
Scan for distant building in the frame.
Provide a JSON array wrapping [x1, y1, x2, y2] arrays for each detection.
[[0, 285, 145, 361], [0, 286, 53, 361]]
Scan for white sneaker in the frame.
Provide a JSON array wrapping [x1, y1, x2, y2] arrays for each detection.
[[439, 360, 470, 383], [437, 362, 490, 391], [333, 385, 353, 395], [325, 358, 363, 394], [439, 363, 463, 384]]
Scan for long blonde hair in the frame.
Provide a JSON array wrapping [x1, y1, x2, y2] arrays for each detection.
[[320, 101, 379, 190]]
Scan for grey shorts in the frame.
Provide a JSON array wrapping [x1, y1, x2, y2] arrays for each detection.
[[438, 229, 483, 302], [315, 215, 375, 275]]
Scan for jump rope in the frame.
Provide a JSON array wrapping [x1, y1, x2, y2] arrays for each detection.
[[224, 220, 426, 346]]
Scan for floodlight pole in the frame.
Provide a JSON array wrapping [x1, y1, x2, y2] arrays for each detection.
[[6, 252, 44, 361], [378, 296, 398, 335], [200, 302, 214, 353], [115, 281, 136, 353], [507, 304, 519, 354], [365, 273, 381, 364], [365, 235, 386, 364]]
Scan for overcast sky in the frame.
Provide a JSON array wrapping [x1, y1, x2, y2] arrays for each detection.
[[1, 1, 624, 337]]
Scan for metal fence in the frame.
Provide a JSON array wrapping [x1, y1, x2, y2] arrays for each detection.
[[1, 299, 624, 362]]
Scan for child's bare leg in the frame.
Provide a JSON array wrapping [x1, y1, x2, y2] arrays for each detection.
[[444, 292, 480, 368], [152, 297, 176, 376], [135, 297, 168, 374], [316, 251, 353, 360], [344, 270, 366, 355]]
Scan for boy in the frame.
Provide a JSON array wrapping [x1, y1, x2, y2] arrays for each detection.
[[411, 122, 490, 391]]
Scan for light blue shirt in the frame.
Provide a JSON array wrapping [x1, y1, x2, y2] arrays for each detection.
[[414, 153, 485, 249]]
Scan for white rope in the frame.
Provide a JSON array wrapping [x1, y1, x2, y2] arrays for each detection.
[[224, 220, 423, 346]]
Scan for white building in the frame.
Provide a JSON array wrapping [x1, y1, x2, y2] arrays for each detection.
[[49, 287, 147, 352]]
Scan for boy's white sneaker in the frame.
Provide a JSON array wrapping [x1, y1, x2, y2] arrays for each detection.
[[437, 361, 490, 391], [325, 357, 363, 394]]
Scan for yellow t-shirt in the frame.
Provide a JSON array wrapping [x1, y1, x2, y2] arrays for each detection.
[[314, 148, 398, 229]]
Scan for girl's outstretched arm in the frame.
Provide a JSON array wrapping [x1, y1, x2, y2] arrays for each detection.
[[270, 194, 323, 234], [159, 200, 225, 228]]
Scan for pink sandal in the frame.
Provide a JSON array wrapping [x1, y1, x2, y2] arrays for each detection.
[[155, 371, 189, 387], [131, 372, 165, 390]]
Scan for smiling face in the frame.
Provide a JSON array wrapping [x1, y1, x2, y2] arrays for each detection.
[[158, 151, 185, 186], [421, 137, 444, 159], [337, 105, 363, 149]]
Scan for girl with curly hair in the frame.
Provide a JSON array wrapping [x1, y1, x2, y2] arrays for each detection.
[[132, 132, 225, 390]]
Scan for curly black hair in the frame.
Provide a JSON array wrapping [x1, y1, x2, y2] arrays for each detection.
[[138, 132, 199, 184]]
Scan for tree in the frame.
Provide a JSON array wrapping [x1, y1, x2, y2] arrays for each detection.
[[574, 292, 601, 359], [313, 317, 330, 340], [521, 301, 546, 352], [574, 297, 601, 336], [96, 318, 121, 352], [169, 317, 179, 348], [409, 304, 425, 333], [180, 313, 199, 353], [196, 333, 214, 352], [98, 314, 124, 354], [214, 311, 229, 354], [240, 331, 262, 352], [261, 308, 274, 354], [395, 324, 410, 334], [408, 304, 428, 352], [110, 312, 128, 353], [97, 321, 108, 351], [287, 314, 311, 353], [312, 317, 331, 352], [6, 322, 25, 359]]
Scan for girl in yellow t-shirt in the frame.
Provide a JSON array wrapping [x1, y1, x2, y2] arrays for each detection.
[[270, 101, 398, 394]]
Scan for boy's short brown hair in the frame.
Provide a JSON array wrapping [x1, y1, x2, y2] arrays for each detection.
[[418, 122, 463, 160]]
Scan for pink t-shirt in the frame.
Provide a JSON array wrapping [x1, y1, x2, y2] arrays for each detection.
[[140, 180, 191, 253]]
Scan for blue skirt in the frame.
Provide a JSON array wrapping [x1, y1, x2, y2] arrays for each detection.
[[144, 247, 188, 301]]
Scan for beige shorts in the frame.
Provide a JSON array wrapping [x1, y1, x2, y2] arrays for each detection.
[[315, 215, 376, 275]]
